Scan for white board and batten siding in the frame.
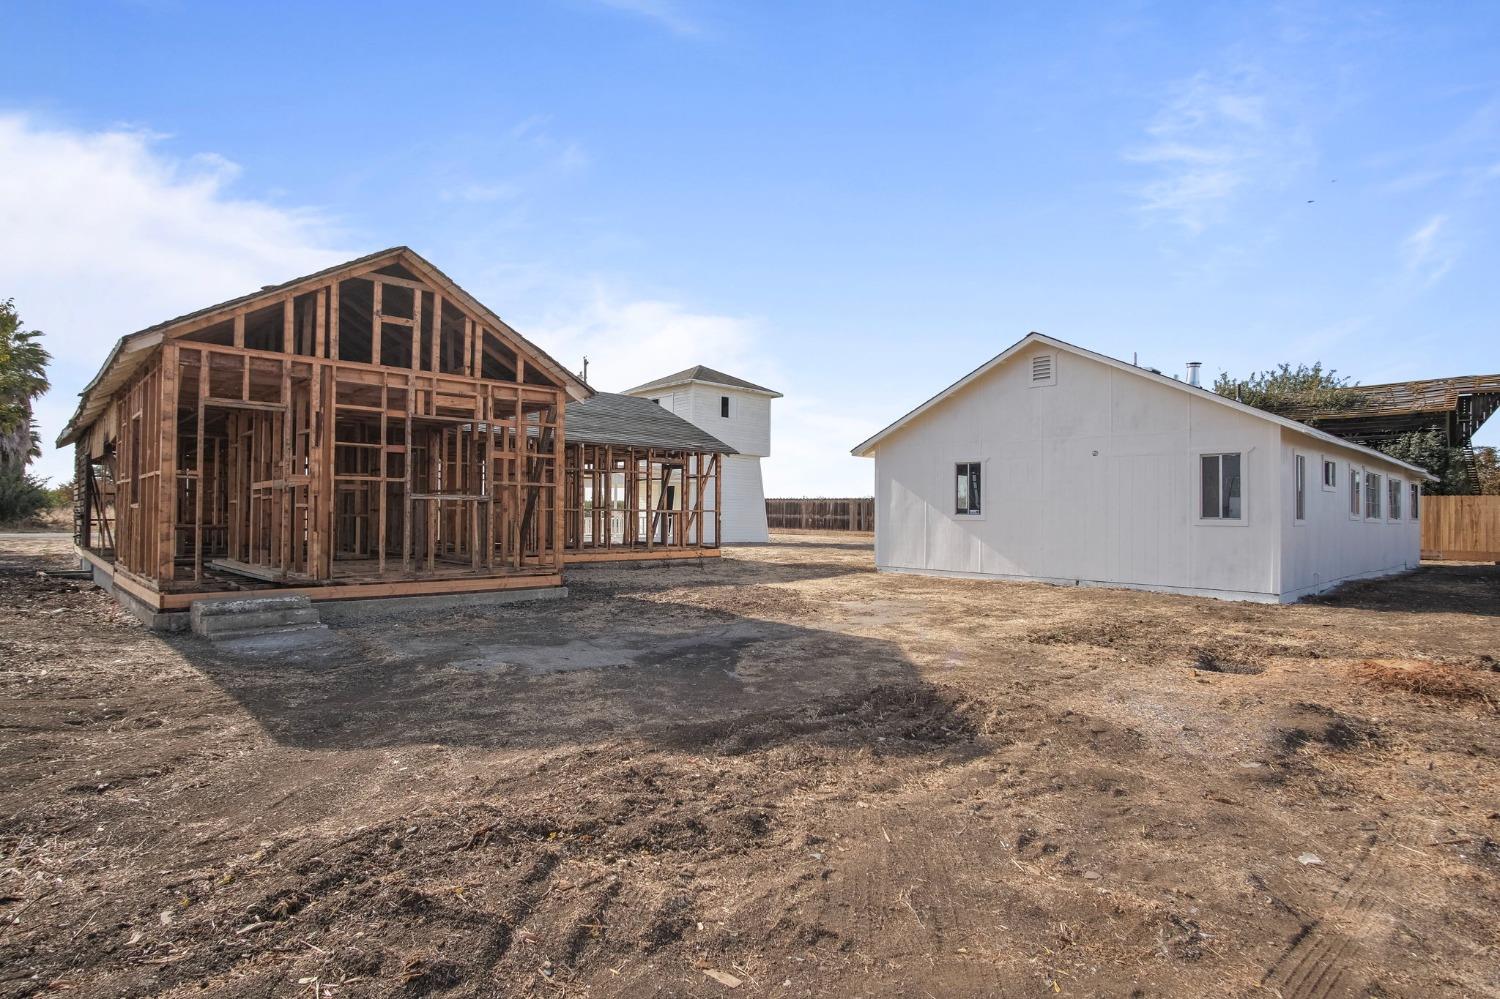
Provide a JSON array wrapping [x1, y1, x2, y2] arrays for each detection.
[[857, 334, 1425, 603], [647, 386, 772, 457], [1278, 430, 1422, 600], [627, 370, 779, 544]]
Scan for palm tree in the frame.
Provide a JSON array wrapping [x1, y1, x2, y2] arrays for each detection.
[[0, 299, 51, 473]]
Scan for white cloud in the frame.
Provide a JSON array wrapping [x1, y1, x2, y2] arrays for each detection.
[[1124, 72, 1301, 233], [761, 396, 875, 498], [1401, 213, 1458, 287], [590, 0, 701, 36], [443, 180, 524, 204], [0, 113, 350, 482], [525, 292, 874, 496], [437, 116, 587, 204], [2, 112, 859, 499], [527, 292, 766, 393]]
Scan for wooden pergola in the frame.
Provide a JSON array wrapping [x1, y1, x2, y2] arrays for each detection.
[[60, 248, 590, 612], [558, 391, 730, 562], [1286, 374, 1500, 490]]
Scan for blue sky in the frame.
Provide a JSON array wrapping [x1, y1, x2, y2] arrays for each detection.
[[5, 0, 1498, 492]]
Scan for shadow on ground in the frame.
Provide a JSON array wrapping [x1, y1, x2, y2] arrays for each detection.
[[166, 589, 973, 758], [1306, 563, 1500, 616], [564, 554, 872, 592]]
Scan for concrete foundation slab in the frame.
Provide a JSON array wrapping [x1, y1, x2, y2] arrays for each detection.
[[317, 584, 567, 626]]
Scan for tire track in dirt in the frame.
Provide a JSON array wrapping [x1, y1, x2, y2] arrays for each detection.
[[812, 805, 1001, 995], [1259, 843, 1390, 999]]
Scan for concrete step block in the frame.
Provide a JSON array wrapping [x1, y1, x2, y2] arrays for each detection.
[[205, 622, 330, 643], [192, 594, 313, 621], [190, 594, 323, 639], [193, 607, 322, 635]]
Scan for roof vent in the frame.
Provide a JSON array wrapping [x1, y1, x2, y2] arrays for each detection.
[[1030, 353, 1055, 385], [1186, 361, 1202, 387]]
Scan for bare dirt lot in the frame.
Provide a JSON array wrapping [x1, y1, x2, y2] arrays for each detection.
[[2, 534, 1498, 998]]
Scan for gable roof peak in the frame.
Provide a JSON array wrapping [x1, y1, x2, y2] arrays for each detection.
[[624, 364, 782, 398], [57, 245, 590, 447], [850, 331, 1433, 480]]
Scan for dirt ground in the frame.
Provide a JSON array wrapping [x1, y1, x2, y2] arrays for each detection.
[[1, 534, 1497, 999]]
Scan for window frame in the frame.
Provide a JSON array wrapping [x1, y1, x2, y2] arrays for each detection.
[[720, 395, 731, 418], [1197, 450, 1245, 524], [1293, 453, 1308, 523], [1365, 470, 1382, 520], [1348, 464, 1362, 521], [954, 461, 983, 517], [1409, 482, 1420, 521], [1388, 478, 1402, 522], [1321, 457, 1338, 491]]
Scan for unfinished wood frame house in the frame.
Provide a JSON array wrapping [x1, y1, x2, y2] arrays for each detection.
[[59, 248, 730, 624]]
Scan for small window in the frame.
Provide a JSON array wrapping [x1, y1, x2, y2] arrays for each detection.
[[955, 462, 982, 515], [1410, 482, 1420, 520], [1365, 471, 1381, 519], [1322, 459, 1337, 489], [1294, 454, 1307, 521], [720, 395, 730, 418], [1029, 353, 1056, 386], [1349, 465, 1361, 518], [1200, 452, 1242, 520], [1388, 478, 1401, 520]]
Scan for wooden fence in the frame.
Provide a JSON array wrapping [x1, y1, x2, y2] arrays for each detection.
[[1421, 495, 1500, 561], [766, 497, 875, 533]]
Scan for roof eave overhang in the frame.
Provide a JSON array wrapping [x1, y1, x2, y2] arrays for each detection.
[[697, 379, 783, 399], [569, 434, 738, 455], [626, 377, 782, 399], [57, 330, 164, 447], [850, 332, 1437, 481]]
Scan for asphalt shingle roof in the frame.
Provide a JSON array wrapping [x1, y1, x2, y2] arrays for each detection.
[[624, 365, 781, 397], [567, 392, 736, 453]]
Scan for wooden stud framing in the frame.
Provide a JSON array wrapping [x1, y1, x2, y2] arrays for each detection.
[[71, 257, 574, 599], [560, 442, 724, 559]]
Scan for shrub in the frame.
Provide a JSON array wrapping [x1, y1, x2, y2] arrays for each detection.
[[44, 480, 73, 510], [0, 468, 50, 521]]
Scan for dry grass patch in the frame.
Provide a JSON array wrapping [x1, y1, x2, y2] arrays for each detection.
[[1350, 657, 1498, 706]]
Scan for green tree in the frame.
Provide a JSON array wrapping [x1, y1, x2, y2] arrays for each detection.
[[1215, 362, 1480, 492], [1212, 363, 1364, 417], [1476, 447, 1500, 496], [0, 298, 52, 473], [1378, 428, 1469, 495], [45, 479, 75, 510]]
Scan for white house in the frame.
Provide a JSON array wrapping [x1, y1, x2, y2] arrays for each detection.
[[624, 365, 781, 542], [852, 333, 1431, 603]]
